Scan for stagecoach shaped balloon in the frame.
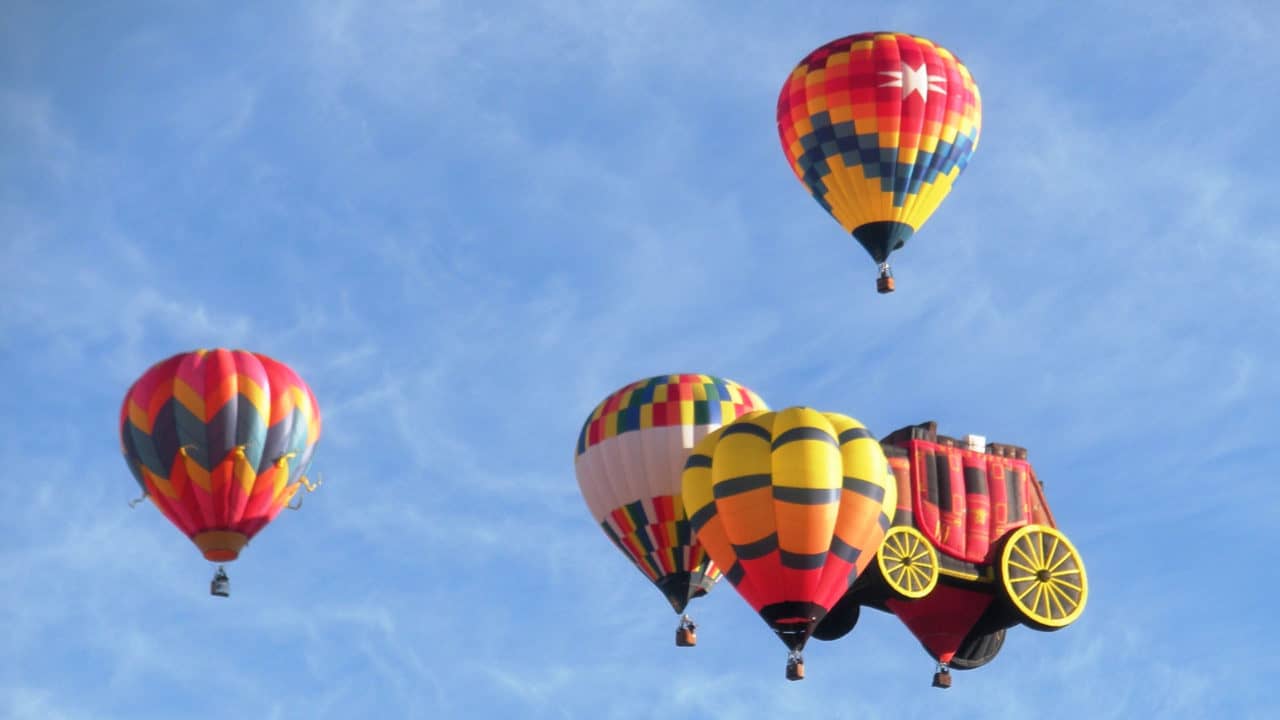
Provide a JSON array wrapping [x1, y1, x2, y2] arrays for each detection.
[[682, 407, 897, 680], [119, 349, 322, 596], [574, 374, 767, 646], [778, 31, 982, 293], [812, 421, 1088, 688]]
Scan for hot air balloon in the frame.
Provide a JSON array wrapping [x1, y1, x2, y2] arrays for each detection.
[[681, 407, 896, 679], [119, 349, 322, 597], [811, 422, 1088, 688], [777, 31, 982, 293], [574, 374, 767, 646]]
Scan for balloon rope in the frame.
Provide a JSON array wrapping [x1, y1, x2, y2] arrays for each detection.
[[127, 491, 149, 508], [287, 473, 323, 510]]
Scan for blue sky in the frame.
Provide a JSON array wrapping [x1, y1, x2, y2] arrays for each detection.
[[2, 1, 1275, 717]]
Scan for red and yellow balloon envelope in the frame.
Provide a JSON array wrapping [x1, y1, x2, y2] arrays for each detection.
[[574, 374, 767, 645], [777, 31, 981, 293], [682, 408, 896, 679], [119, 349, 322, 595]]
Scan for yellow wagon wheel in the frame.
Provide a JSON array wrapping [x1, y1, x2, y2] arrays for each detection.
[[998, 525, 1088, 630], [877, 526, 939, 599]]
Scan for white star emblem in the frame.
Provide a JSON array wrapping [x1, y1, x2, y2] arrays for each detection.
[[878, 62, 947, 102]]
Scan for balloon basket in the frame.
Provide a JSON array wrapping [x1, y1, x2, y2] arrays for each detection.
[[876, 265, 895, 294], [676, 627, 696, 647], [676, 615, 697, 647], [932, 666, 951, 689], [786, 649, 805, 681], [210, 566, 230, 598]]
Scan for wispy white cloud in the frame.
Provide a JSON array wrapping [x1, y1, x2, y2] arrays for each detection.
[[2, 1, 1275, 718], [0, 687, 94, 720], [1, 89, 77, 181]]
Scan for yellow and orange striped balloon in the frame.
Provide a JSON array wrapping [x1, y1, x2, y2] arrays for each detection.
[[682, 407, 896, 653]]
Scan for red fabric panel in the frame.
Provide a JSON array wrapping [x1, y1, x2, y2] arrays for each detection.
[[937, 446, 966, 558], [961, 450, 992, 563], [887, 584, 994, 664]]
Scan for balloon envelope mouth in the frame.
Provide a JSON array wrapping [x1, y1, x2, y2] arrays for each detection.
[[193, 530, 248, 562], [853, 221, 915, 264]]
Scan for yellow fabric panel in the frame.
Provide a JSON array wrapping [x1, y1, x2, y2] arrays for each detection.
[[180, 447, 212, 492], [829, 413, 887, 494], [682, 428, 741, 571], [682, 431, 720, 517], [770, 408, 841, 490], [232, 446, 257, 495], [126, 399, 151, 435], [711, 414, 774, 480], [823, 153, 906, 232], [711, 415, 775, 547], [142, 465, 180, 500], [172, 377, 205, 421], [827, 412, 896, 546], [901, 167, 960, 232]]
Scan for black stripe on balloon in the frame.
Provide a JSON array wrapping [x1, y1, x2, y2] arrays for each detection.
[[674, 521, 692, 546], [936, 452, 954, 512], [964, 465, 988, 494], [772, 486, 841, 505], [780, 550, 826, 570], [725, 561, 745, 586], [838, 427, 873, 444], [260, 405, 298, 475], [174, 403, 213, 470], [633, 527, 655, 553], [205, 399, 241, 471], [1007, 469, 1025, 522], [733, 533, 778, 560], [683, 453, 712, 470], [688, 503, 717, 533], [721, 422, 772, 442], [713, 474, 772, 498], [118, 426, 145, 483], [599, 521, 621, 545], [925, 451, 940, 506], [125, 416, 165, 478], [771, 426, 837, 450], [236, 398, 268, 471], [878, 512, 892, 532], [829, 535, 862, 564], [843, 476, 886, 503], [150, 400, 181, 475]]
